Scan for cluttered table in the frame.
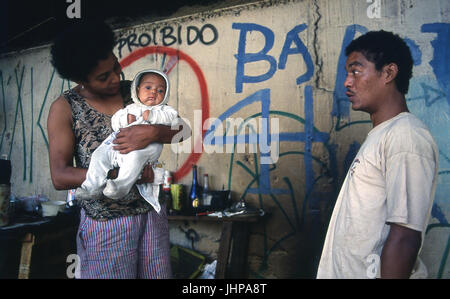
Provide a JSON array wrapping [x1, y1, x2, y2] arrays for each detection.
[[0, 206, 79, 279], [0, 164, 265, 279], [1, 203, 264, 279], [168, 204, 265, 279], [167, 168, 267, 278], [1, 211, 263, 279]]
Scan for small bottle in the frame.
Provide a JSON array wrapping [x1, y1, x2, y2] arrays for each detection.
[[8, 193, 16, 224], [202, 174, 210, 206], [163, 170, 173, 215], [189, 165, 201, 215], [66, 189, 76, 207]]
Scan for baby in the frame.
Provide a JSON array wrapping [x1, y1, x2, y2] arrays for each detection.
[[76, 69, 178, 213]]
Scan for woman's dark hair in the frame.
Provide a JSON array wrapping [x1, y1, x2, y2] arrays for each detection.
[[50, 20, 115, 82], [345, 30, 413, 95]]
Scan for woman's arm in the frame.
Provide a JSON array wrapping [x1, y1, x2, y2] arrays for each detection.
[[112, 117, 191, 154], [47, 96, 87, 190]]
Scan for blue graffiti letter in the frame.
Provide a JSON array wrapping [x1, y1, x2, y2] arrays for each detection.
[[232, 23, 277, 93], [421, 23, 450, 107], [278, 24, 314, 85]]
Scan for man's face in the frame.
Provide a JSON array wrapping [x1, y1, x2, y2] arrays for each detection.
[[83, 52, 122, 96], [137, 73, 166, 106], [344, 51, 384, 113]]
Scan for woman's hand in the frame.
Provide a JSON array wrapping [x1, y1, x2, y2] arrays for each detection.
[[106, 165, 154, 184], [112, 122, 188, 154], [107, 168, 119, 179], [112, 124, 158, 154], [136, 164, 155, 184]]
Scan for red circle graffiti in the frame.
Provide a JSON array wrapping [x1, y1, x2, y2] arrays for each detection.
[[120, 46, 209, 182]]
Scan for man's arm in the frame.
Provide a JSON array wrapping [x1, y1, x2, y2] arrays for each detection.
[[47, 96, 87, 190], [112, 117, 191, 154], [380, 223, 422, 278]]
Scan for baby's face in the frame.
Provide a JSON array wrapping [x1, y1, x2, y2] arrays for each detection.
[[137, 73, 166, 106]]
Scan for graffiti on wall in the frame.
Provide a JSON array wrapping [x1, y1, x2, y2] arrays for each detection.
[[116, 23, 219, 58], [0, 19, 449, 277], [0, 67, 63, 183]]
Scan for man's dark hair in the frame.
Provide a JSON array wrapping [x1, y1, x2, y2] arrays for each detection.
[[50, 20, 115, 82], [345, 30, 413, 95]]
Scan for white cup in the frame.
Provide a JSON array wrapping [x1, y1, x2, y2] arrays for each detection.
[[41, 200, 66, 217]]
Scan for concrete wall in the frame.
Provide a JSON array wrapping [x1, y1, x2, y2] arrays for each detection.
[[0, 0, 448, 278]]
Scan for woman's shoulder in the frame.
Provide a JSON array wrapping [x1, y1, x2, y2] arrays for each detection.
[[60, 85, 84, 107], [48, 94, 73, 127], [50, 93, 72, 112]]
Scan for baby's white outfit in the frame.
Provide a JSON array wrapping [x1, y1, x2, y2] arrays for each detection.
[[76, 69, 178, 213]]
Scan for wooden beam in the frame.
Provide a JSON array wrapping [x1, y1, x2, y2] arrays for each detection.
[[18, 233, 35, 279]]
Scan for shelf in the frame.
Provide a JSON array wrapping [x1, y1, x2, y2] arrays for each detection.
[[168, 213, 260, 223]]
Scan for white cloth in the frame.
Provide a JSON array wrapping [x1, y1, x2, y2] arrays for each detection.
[[317, 112, 438, 279], [80, 127, 164, 212], [77, 69, 178, 213], [111, 103, 179, 132]]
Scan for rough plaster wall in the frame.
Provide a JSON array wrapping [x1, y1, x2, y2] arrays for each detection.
[[0, 0, 448, 278]]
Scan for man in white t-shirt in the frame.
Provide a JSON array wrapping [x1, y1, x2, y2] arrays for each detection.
[[317, 30, 438, 279]]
